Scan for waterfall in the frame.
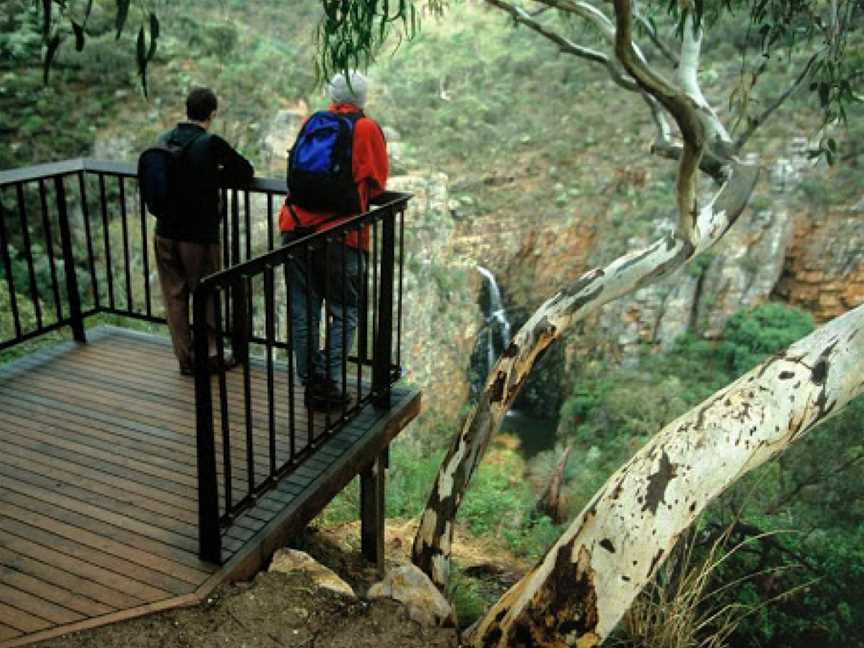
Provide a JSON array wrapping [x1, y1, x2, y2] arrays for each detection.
[[470, 266, 512, 396]]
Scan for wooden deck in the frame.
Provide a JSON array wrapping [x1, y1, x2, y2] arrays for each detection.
[[0, 327, 420, 647]]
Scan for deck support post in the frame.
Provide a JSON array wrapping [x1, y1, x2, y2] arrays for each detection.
[[54, 176, 86, 343], [360, 450, 387, 576]]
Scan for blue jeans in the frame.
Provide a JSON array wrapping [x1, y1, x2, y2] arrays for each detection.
[[282, 232, 364, 386]]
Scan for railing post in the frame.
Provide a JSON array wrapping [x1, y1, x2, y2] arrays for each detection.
[[372, 209, 395, 409], [231, 275, 249, 365], [54, 176, 86, 343], [193, 286, 222, 564]]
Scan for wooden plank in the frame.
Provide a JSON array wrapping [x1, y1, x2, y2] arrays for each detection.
[[0, 453, 198, 526], [0, 528, 164, 605], [0, 623, 22, 642], [0, 408, 296, 518], [0, 548, 133, 611], [0, 601, 51, 634], [0, 438, 197, 511], [1, 374, 313, 475], [0, 504, 210, 589], [0, 592, 200, 648], [0, 583, 84, 625], [0, 566, 113, 618], [0, 473, 200, 550]]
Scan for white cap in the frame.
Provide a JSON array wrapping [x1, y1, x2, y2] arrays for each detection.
[[328, 71, 368, 108]]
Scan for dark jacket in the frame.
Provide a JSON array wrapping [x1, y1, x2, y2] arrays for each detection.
[[155, 123, 254, 243]]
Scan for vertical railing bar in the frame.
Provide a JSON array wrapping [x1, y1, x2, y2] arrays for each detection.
[[340, 231, 348, 416], [231, 188, 240, 267], [0, 189, 22, 339], [193, 284, 221, 563], [14, 183, 43, 330], [220, 186, 230, 331], [138, 182, 152, 317], [397, 206, 405, 373], [240, 275, 255, 495], [118, 176, 134, 313], [304, 240, 315, 446], [284, 259, 297, 462], [214, 290, 233, 514], [77, 172, 100, 309], [98, 174, 115, 310], [322, 235, 332, 432], [370, 220, 379, 399], [266, 193, 274, 252], [244, 190, 251, 261], [264, 266, 276, 477], [38, 179, 63, 321], [54, 176, 85, 343], [358, 222, 370, 402]]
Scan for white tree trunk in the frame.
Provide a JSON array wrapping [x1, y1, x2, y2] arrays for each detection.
[[411, 161, 758, 589], [469, 302, 864, 646]]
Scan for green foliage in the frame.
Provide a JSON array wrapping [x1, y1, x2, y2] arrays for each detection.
[[719, 302, 815, 373]]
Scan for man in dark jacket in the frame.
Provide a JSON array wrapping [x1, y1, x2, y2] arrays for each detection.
[[155, 87, 254, 375]]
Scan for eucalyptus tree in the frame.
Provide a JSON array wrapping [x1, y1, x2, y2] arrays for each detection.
[[31, 0, 864, 645]]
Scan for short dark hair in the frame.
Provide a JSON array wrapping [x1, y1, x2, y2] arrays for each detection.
[[186, 87, 218, 121]]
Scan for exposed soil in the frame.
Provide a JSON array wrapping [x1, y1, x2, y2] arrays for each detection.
[[35, 520, 527, 648], [38, 571, 461, 648]]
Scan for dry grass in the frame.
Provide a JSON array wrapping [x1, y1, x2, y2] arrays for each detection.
[[611, 521, 812, 648]]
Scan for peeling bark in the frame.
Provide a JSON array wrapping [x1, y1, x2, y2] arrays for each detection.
[[470, 303, 864, 646]]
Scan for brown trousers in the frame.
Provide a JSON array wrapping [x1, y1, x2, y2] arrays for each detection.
[[154, 235, 221, 370]]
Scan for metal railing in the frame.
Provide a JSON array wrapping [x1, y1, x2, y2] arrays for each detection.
[[192, 194, 409, 562], [0, 159, 410, 562], [0, 159, 289, 347]]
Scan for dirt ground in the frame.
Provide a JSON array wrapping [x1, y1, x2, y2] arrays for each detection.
[[34, 521, 527, 648], [38, 570, 461, 648]]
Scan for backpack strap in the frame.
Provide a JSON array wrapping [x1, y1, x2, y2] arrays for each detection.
[[286, 200, 304, 228]]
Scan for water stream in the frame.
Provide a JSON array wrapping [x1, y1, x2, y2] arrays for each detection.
[[470, 266, 557, 457]]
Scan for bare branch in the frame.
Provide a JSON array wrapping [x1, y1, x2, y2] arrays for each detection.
[[612, 0, 706, 246], [484, 0, 639, 91], [633, 9, 679, 67], [677, 13, 733, 147], [735, 51, 822, 152]]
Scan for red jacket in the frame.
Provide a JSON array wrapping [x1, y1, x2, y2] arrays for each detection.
[[279, 102, 389, 251]]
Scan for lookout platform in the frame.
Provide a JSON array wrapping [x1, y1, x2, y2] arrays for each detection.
[[0, 327, 419, 646]]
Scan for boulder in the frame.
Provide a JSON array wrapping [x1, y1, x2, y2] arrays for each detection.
[[268, 548, 356, 599], [367, 564, 455, 627]]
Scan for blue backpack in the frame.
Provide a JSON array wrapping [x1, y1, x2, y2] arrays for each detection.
[[138, 132, 205, 220], [287, 111, 363, 214]]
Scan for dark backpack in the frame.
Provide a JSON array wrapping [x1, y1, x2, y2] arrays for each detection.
[[287, 111, 363, 214], [138, 132, 205, 220]]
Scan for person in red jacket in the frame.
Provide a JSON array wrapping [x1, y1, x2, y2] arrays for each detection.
[[279, 71, 389, 409]]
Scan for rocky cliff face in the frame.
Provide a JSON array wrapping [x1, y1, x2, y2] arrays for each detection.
[[775, 208, 864, 322], [390, 173, 482, 440], [446, 140, 863, 394]]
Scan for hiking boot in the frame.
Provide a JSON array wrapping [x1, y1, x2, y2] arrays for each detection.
[[304, 378, 351, 411], [207, 353, 238, 373]]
